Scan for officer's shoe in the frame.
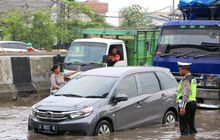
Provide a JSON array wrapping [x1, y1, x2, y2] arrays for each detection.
[[190, 131, 197, 135], [181, 132, 190, 136]]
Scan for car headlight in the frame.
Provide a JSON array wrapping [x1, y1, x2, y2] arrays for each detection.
[[30, 105, 37, 116], [205, 75, 220, 88], [205, 81, 219, 88], [69, 107, 93, 119]]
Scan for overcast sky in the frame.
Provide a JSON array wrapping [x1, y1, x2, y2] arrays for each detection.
[[79, 0, 179, 26]]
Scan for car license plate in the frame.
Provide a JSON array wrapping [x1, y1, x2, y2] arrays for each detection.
[[38, 124, 57, 133]]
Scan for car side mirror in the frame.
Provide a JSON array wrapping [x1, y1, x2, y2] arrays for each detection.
[[209, 32, 218, 39], [112, 93, 128, 103], [103, 55, 108, 63]]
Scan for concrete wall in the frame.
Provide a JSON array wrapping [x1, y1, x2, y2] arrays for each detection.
[[0, 56, 13, 84], [30, 56, 53, 92], [0, 54, 65, 101]]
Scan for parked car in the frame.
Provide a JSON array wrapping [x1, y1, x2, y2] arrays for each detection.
[[28, 67, 178, 136], [0, 41, 40, 52]]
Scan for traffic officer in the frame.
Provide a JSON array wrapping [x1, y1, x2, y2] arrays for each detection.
[[176, 61, 197, 136]]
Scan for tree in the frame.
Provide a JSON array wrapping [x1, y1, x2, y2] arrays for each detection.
[[0, 0, 109, 50], [120, 4, 152, 28], [30, 10, 56, 50], [0, 10, 30, 41], [56, 0, 108, 47]]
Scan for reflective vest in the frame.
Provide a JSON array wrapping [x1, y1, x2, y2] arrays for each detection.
[[176, 76, 197, 103]]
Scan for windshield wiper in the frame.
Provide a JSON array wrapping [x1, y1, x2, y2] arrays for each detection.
[[193, 53, 219, 59], [159, 52, 180, 57], [175, 51, 197, 58], [84, 93, 108, 98], [66, 61, 86, 66], [84, 95, 105, 98], [201, 42, 219, 49], [87, 62, 103, 65], [54, 94, 83, 98]]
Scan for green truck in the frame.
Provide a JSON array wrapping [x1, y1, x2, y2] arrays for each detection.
[[63, 28, 159, 73]]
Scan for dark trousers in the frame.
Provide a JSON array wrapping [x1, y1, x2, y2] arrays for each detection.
[[179, 101, 197, 135]]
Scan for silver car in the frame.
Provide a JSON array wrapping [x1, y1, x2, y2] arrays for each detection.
[[0, 41, 40, 52], [28, 67, 178, 136]]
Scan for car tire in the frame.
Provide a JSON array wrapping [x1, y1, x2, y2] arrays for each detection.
[[163, 111, 177, 125], [28, 125, 33, 131], [94, 120, 113, 136]]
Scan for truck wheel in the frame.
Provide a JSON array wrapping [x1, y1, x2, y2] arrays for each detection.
[[94, 120, 112, 136], [163, 111, 177, 125]]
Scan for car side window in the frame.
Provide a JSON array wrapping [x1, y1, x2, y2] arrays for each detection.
[[116, 75, 138, 98], [137, 72, 160, 94], [155, 72, 177, 90], [13, 43, 27, 49]]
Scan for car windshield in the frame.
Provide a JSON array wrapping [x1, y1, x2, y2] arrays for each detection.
[[55, 75, 117, 98], [64, 42, 107, 64], [157, 28, 220, 57]]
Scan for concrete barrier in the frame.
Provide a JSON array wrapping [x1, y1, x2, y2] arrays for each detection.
[[0, 53, 66, 101], [30, 56, 53, 93], [0, 56, 13, 84]]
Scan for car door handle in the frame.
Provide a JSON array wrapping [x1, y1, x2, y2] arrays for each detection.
[[137, 101, 143, 105], [161, 94, 167, 99], [136, 101, 143, 108]]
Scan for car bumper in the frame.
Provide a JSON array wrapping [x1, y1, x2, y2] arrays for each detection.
[[28, 115, 96, 136]]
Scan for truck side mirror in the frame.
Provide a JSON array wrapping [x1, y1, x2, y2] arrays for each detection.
[[103, 55, 108, 63]]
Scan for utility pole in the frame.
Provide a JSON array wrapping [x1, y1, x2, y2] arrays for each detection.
[[172, 0, 175, 20], [25, 0, 29, 25]]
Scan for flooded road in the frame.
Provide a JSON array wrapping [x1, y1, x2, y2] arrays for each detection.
[[0, 96, 219, 140]]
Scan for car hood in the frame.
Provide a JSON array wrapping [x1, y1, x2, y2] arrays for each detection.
[[35, 96, 102, 112]]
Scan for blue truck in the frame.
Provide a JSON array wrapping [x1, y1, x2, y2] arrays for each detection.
[[153, 0, 220, 108]]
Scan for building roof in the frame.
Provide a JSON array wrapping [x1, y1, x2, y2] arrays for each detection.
[[0, 0, 52, 12], [83, 1, 108, 14], [0, 0, 108, 15]]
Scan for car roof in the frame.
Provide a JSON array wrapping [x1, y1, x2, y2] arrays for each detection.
[[73, 38, 124, 44], [81, 66, 172, 78]]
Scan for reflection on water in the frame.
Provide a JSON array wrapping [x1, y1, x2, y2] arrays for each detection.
[[0, 95, 219, 140]]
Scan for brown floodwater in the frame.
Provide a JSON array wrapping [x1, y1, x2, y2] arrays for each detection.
[[0, 95, 219, 140]]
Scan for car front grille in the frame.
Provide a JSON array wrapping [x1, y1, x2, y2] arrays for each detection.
[[36, 110, 68, 121]]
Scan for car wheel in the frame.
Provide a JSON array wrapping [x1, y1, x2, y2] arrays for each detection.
[[94, 120, 112, 136], [28, 125, 33, 131], [163, 111, 177, 125]]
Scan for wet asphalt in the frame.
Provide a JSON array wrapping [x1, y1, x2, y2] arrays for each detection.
[[0, 95, 219, 140]]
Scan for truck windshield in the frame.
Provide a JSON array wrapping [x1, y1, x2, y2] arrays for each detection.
[[157, 28, 220, 57], [65, 42, 107, 64]]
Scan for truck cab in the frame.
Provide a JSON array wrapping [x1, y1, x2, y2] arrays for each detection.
[[63, 38, 127, 73], [153, 1, 220, 108]]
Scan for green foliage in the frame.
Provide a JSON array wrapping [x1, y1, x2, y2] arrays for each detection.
[[0, 10, 55, 49], [0, 10, 30, 41], [56, 0, 108, 45], [30, 10, 55, 50], [0, 0, 108, 49], [120, 4, 152, 28]]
